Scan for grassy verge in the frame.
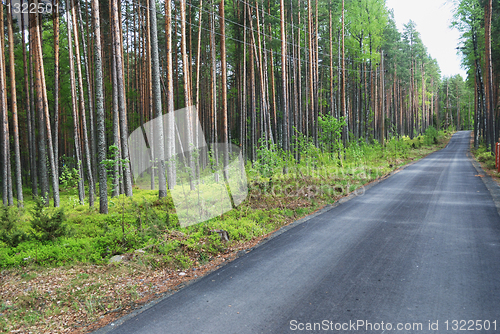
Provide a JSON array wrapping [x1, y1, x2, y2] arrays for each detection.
[[0, 128, 453, 333], [470, 138, 500, 181]]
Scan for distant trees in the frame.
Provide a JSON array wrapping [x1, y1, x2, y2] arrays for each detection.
[[453, 0, 499, 150]]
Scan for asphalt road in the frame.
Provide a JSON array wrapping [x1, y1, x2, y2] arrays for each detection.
[[101, 131, 500, 333]]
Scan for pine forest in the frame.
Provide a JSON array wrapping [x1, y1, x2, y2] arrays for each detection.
[[1, 0, 500, 330], [0, 0, 498, 256]]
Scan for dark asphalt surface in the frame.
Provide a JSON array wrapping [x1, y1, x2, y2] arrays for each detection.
[[100, 131, 500, 333]]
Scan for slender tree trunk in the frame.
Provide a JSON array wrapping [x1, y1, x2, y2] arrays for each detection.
[[280, 0, 289, 152], [146, 0, 155, 190], [53, 0, 60, 183], [165, 0, 176, 189], [248, 8, 256, 162], [66, 1, 85, 204], [485, 0, 495, 149], [241, 2, 247, 160], [0, 2, 8, 205], [307, 0, 314, 144], [180, 0, 195, 189], [220, 0, 229, 166], [195, 0, 204, 108], [341, 0, 346, 147], [381, 50, 385, 145], [7, 1, 23, 206], [71, 0, 94, 206], [150, 0, 167, 198], [77, 0, 97, 188], [111, 0, 133, 196], [35, 7, 60, 207], [209, 2, 219, 166], [111, 48, 120, 198], [28, 12, 38, 197], [21, 11, 37, 197], [92, 0, 108, 214]]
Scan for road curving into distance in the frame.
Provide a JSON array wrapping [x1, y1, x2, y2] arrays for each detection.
[[97, 131, 500, 334]]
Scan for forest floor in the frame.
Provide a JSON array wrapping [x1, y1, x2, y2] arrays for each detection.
[[0, 133, 454, 333]]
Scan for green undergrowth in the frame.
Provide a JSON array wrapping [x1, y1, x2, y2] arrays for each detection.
[[0, 127, 452, 270], [472, 144, 496, 170]]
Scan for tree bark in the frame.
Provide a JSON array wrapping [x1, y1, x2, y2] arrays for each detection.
[[92, 0, 108, 214], [21, 11, 37, 197], [341, 0, 346, 147], [71, 0, 94, 206], [53, 0, 60, 183], [0, 1, 9, 205], [7, 1, 23, 207], [65, 0, 85, 204], [111, 0, 133, 197], [165, 0, 176, 189], [77, 0, 97, 189], [150, 0, 167, 198], [485, 0, 494, 150], [280, 0, 289, 152], [220, 0, 229, 169]]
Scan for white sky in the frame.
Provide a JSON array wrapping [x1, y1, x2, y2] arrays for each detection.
[[385, 0, 467, 79]]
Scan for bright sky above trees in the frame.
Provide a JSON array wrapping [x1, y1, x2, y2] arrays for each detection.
[[385, 0, 467, 79]]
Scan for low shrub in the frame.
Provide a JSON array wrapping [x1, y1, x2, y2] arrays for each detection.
[[30, 197, 67, 242], [424, 126, 439, 145], [0, 206, 27, 247]]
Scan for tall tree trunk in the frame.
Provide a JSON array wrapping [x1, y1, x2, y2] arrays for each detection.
[[71, 0, 94, 206], [66, 1, 85, 204], [220, 0, 229, 170], [35, 7, 60, 207], [7, 1, 23, 207], [150, 0, 167, 198], [307, 0, 314, 144], [111, 48, 120, 198], [165, 0, 176, 189], [146, 0, 155, 190], [195, 0, 204, 109], [180, 0, 195, 189], [341, 0, 346, 147], [241, 2, 247, 160], [209, 2, 219, 165], [111, 0, 133, 196], [485, 0, 494, 150], [381, 50, 385, 146], [280, 0, 289, 152], [53, 0, 60, 183], [21, 11, 37, 197], [92, 0, 108, 214], [77, 0, 97, 189], [0, 1, 9, 205]]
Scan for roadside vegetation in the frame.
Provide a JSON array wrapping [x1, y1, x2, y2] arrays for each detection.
[[0, 127, 452, 333], [472, 145, 496, 171], [471, 142, 499, 178]]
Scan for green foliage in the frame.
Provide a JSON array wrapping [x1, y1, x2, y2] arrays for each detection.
[[0, 206, 27, 248], [59, 164, 81, 190], [423, 126, 439, 146], [318, 115, 346, 155], [476, 148, 494, 162], [254, 139, 283, 178], [30, 197, 67, 242]]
